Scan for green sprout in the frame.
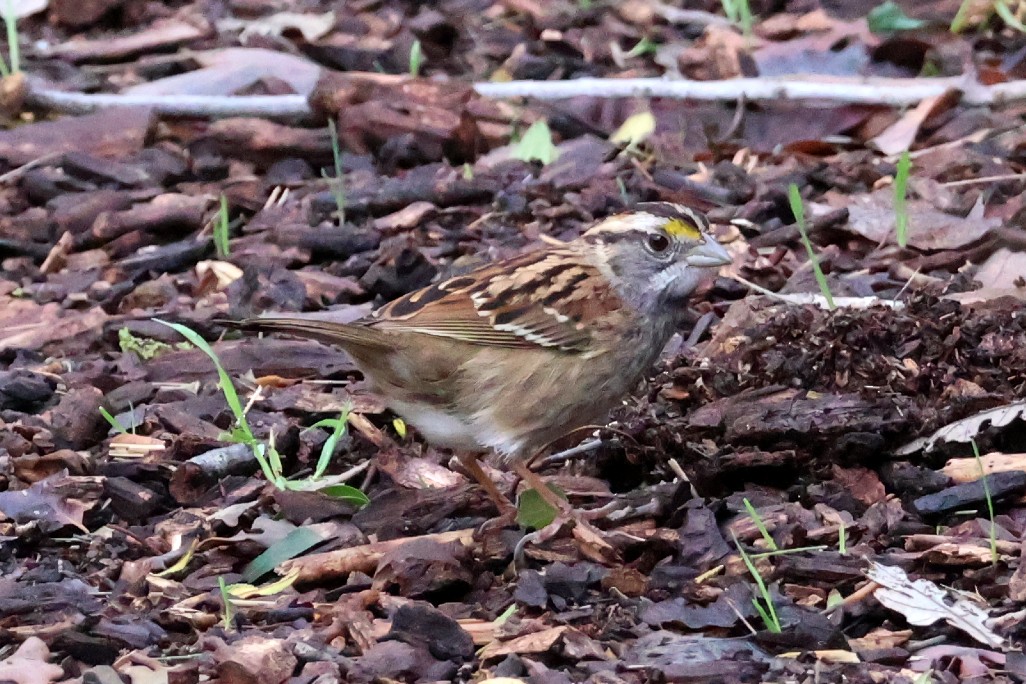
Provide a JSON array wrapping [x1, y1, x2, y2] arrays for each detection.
[[624, 37, 658, 59], [972, 439, 999, 564], [0, 0, 19, 78], [513, 120, 559, 165], [894, 150, 911, 248], [409, 39, 424, 77], [303, 407, 353, 481], [721, 0, 754, 38], [952, 0, 1026, 33], [734, 533, 782, 633], [787, 183, 835, 310], [218, 576, 236, 630], [213, 194, 230, 259], [154, 320, 368, 505], [743, 498, 778, 551], [119, 327, 176, 361], [99, 407, 129, 435], [325, 119, 346, 225]]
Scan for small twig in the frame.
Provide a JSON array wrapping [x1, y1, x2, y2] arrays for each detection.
[[666, 457, 689, 482], [22, 74, 1026, 122], [941, 172, 1026, 187], [475, 75, 1003, 106], [25, 87, 311, 118], [539, 438, 604, 467], [824, 580, 880, 615], [0, 152, 62, 184]]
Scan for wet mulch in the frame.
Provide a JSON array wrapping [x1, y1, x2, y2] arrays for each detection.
[[2, 0, 1026, 683]]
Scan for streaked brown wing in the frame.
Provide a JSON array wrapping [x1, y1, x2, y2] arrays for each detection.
[[368, 248, 624, 353]]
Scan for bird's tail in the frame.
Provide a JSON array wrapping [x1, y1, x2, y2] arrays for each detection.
[[229, 317, 394, 353]]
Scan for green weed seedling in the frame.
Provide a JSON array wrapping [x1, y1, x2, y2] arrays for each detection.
[[0, 1, 19, 78], [721, 0, 754, 38], [972, 439, 999, 564], [894, 150, 911, 248], [213, 194, 231, 259], [742, 498, 778, 551], [154, 320, 368, 505], [513, 120, 559, 165], [326, 119, 347, 224], [787, 183, 836, 310], [409, 39, 424, 77], [733, 532, 782, 633]]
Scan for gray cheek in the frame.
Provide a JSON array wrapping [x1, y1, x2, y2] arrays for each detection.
[[660, 265, 707, 301]]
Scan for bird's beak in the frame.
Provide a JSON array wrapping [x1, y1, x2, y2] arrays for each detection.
[[684, 238, 732, 268]]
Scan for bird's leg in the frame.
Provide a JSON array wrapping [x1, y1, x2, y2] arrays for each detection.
[[511, 460, 616, 561], [456, 451, 516, 517]]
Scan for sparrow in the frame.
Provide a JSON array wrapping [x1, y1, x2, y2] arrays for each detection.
[[235, 203, 731, 514]]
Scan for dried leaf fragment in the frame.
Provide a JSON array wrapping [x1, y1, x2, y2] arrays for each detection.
[[866, 562, 1003, 648], [897, 400, 1026, 454]]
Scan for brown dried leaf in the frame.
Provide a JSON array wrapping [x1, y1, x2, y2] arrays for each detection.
[[820, 189, 999, 250], [0, 471, 101, 533], [0, 637, 64, 684]]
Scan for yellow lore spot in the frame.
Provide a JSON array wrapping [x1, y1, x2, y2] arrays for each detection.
[[664, 218, 701, 240]]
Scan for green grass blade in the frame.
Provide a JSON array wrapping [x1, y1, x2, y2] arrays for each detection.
[[743, 497, 778, 551], [2, 0, 16, 75], [788, 183, 835, 310], [306, 407, 351, 480], [894, 150, 911, 248], [734, 532, 781, 632], [99, 407, 128, 435], [409, 39, 423, 77], [154, 320, 253, 442], [972, 439, 998, 564], [242, 527, 323, 582]]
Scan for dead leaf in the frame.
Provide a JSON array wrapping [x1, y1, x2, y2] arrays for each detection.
[[866, 562, 1003, 648], [0, 637, 64, 684], [942, 452, 1026, 484], [869, 91, 959, 155], [218, 11, 335, 41], [820, 189, 999, 250], [126, 48, 321, 97], [0, 471, 101, 533], [949, 248, 1026, 305], [479, 626, 569, 659], [209, 635, 297, 684], [897, 399, 1026, 454]]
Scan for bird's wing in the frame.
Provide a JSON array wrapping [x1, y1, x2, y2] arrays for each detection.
[[369, 249, 624, 353]]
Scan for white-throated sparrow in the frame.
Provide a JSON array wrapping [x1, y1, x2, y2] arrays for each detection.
[[237, 203, 731, 511]]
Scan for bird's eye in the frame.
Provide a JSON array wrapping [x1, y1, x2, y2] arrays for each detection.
[[647, 233, 671, 253]]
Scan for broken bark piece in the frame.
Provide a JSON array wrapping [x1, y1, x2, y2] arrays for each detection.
[[688, 388, 910, 447], [113, 237, 210, 274], [50, 0, 124, 27], [51, 386, 105, 450], [169, 443, 257, 505], [86, 194, 208, 247], [104, 476, 165, 523], [272, 224, 381, 258], [912, 471, 1026, 516], [0, 107, 154, 165], [278, 528, 475, 582], [206, 118, 335, 167], [48, 20, 209, 62], [310, 71, 493, 161], [144, 338, 356, 384], [0, 370, 57, 411]]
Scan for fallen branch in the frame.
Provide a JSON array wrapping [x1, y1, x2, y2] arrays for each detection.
[[474, 74, 995, 105], [25, 87, 310, 118], [22, 72, 1026, 121], [277, 528, 476, 582]]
